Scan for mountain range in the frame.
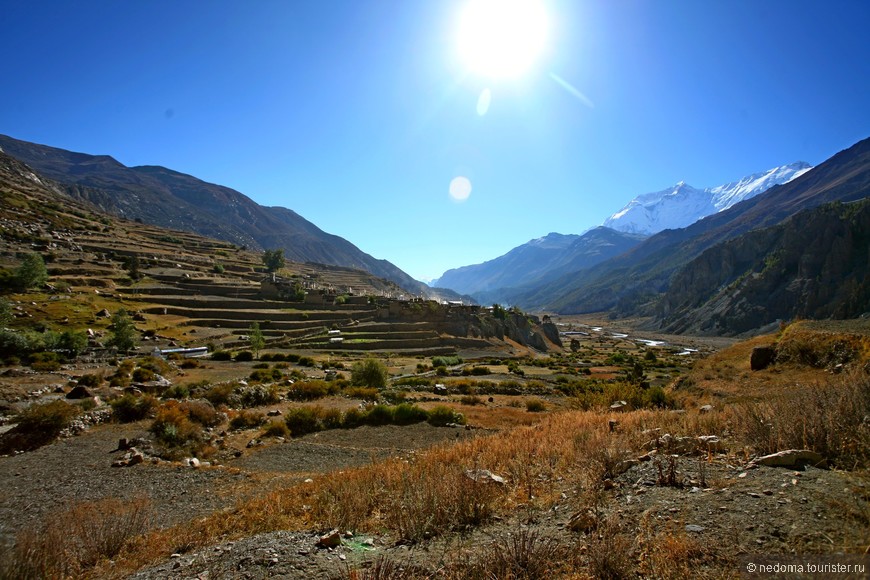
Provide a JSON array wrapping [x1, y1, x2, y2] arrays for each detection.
[[2, 131, 867, 336], [433, 161, 813, 307], [602, 162, 812, 235], [0, 134, 443, 299]]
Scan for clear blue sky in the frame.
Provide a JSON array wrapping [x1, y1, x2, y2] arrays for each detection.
[[2, 1, 868, 282]]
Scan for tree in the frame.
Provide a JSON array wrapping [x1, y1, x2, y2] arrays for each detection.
[[122, 255, 142, 281], [350, 358, 389, 389], [262, 249, 285, 272], [15, 253, 48, 290], [0, 298, 11, 327], [106, 309, 137, 353], [248, 322, 265, 359]]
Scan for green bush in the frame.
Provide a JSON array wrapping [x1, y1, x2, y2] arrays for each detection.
[[284, 407, 322, 437], [341, 408, 365, 428], [363, 404, 394, 426], [30, 351, 61, 372], [427, 405, 465, 426], [111, 394, 157, 423], [211, 351, 232, 361], [131, 368, 155, 382], [162, 384, 190, 400], [391, 403, 429, 425], [350, 358, 388, 388], [9, 401, 80, 450], [234, 351, 254, 362], [76, 374, 103, 388], [248, 368, 283, 383]]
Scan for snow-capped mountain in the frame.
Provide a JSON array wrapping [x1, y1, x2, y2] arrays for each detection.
[[603, 162, 812, 235]]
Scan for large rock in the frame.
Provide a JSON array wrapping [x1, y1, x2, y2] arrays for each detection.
[[66, 385, 92, 399], [751, 449, 827, 469], [750, 346, 776, 371]]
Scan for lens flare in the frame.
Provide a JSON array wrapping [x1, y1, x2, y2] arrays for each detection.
[[449, 176, 472, 202]]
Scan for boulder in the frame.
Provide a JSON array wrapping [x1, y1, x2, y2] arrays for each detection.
[[66, 385, 92, 399], [317, 529, 342, 548], [751, 449, 827, 469], [699, 404, 715, 414], [750, 346, 776, 371]]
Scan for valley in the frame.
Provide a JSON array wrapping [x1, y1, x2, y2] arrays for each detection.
[[0, 138, 868, 579]]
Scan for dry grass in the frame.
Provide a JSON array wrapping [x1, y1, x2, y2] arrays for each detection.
[[1, 497, 152, 579]]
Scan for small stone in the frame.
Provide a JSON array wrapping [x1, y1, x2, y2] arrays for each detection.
[[748, 492, 761, 498], [762, 489, 773, 496], [317, 529, 342, 548], [339, 554, 346, 561], [685, 524, 705, 533]]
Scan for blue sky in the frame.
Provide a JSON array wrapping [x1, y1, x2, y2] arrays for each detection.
[[2, 1, 868, 282]]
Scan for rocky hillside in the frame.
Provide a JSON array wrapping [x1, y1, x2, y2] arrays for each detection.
[[0, 134, 429, 297], [659, 199, 870, 335]]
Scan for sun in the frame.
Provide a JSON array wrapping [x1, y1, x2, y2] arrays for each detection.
[[456, 0, 549, 80]]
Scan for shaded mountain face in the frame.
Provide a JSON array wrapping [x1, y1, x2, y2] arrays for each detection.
[[602, 162, 812, 235], [658, 199, 870, 336], [538, 137, 870, 322], [432, 228, 647, 301], [0, 134, 428, 296]]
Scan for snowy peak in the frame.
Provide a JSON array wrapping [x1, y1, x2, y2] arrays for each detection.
[[603, 162, 813, 235]]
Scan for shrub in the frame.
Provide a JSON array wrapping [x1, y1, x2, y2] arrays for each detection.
[[238, 384, 280, 407], [468, 366, 491, 376], [211, 350, 232, 361], [350, 358, 389, 388], [111, 394, 157, 423], [298, 356, 316, 367], [230, 410, 265, 430], [179, 359, 200, 369], [287, 380, 338, 401], [162, 384, 190, 400], [179, 400, 221, 427], [525, 398, 547, 412], [249, 368, 283, 383], [131, 368, 155, 382], [76, 373, 103, 388], [149, 402, 203, 447], [391, 403, 429, 425], [204, 383, 235, 407], [320, 407, 343, 429], [363, 404, 395, 426], [643, 385, 673, 408], [432, 356, 462, 367], [284, 407, 322, 437], [344, 386, 379, 402], [14, 252, 48, 289], [342, 408, 365, 428], [427, 405, 465, 426], [30, 351, 62, 372], [262, 419, 290, 438], [460, 395, 484, 406], [234, 351, 254, 362], [0, 497, 152, 579], [0, 400, 80, 452]]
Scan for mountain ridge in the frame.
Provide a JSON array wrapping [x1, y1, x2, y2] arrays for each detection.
[[0, 134, 431, 297]]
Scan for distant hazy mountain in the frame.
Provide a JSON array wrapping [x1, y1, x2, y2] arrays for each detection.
[[433, 228, 646, 299], [0, 134, 429, 296], [603, 162, 812, 235]]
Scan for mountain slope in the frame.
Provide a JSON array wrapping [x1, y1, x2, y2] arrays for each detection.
[[602, 162, 812, 235], [0, 134, 428, 296], [527, 137, 870, 317], [433, 228, 647, 300], [659, 199, 870, 335]]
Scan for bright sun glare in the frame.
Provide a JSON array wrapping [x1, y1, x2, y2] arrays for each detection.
[[456, 0, 549, 80]]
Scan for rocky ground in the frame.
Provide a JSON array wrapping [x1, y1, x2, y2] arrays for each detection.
[[128, 455, 869, 579]]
